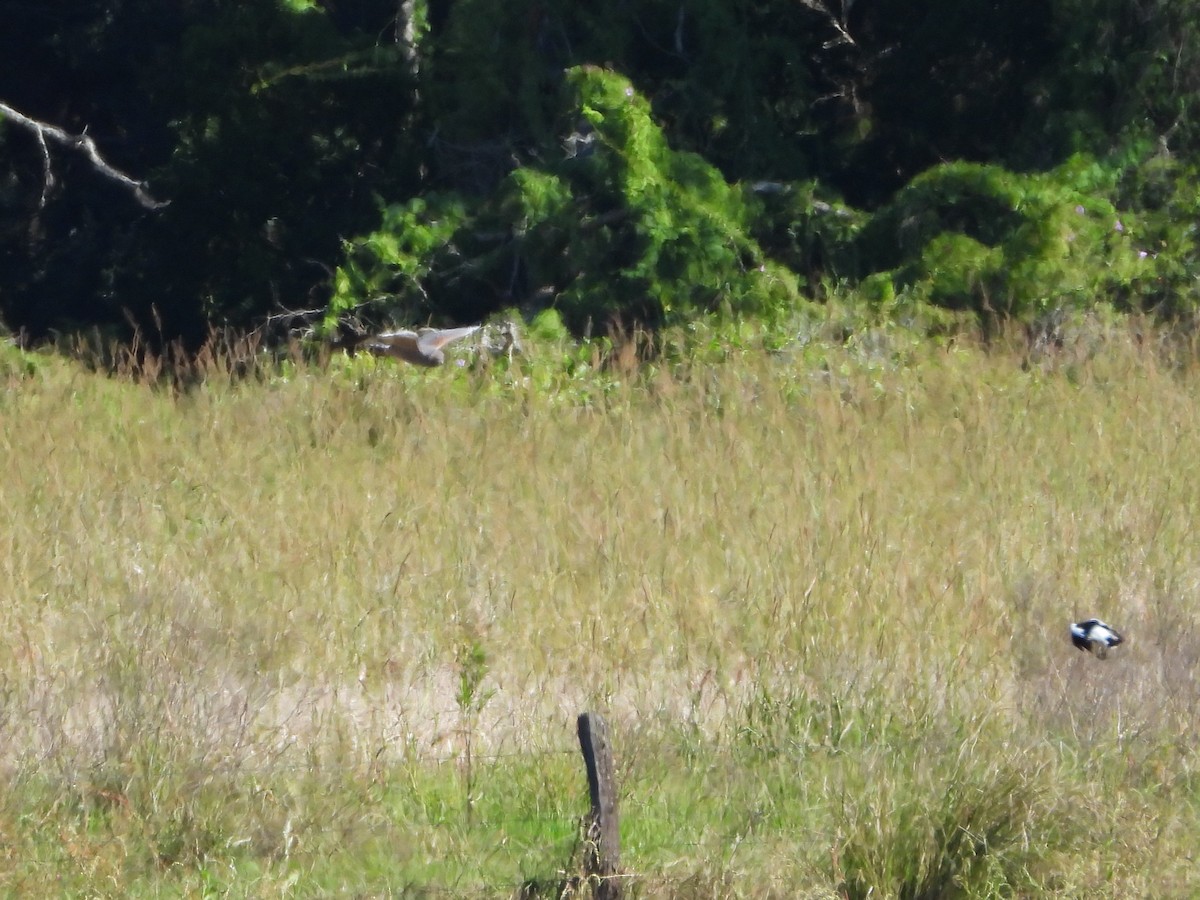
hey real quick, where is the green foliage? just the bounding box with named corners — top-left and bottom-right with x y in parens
top-left (555, 67), bottom-right (806, 327)
top-left (914, 233), bottom-right (1005, 311)
top-left (421, 0), bottom-right (558, 149)
top-left (331, 68), bottom-right (809, 334)
top-left (455, 638), bottom-right (490, 715)
top-left (1110, 150), bottom-right (1200, 316)
top-left (420, 1), bottom-right (833, 184)
top-left (0, 341), bottom-right (44, 379)
top-left (526, 308), bottom-right (570, 343)
top-left (11, 0), bottom-right (1200, 344)
top-left (1042, 0), bottom-right (1200, 159)
top-left (745, 180), bottom-right (868, 283)
top-left (856, 160), bottom-right (1150, 320)
top-left (328, 193), bottom-right (470, 328)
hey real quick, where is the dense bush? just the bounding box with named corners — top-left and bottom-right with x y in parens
top-left (854, 159), bottom-right (1147, 320)
top-left (3, 0), bottom-right (1200, 343)
top-left (330, 68), bottom-right (809, 333)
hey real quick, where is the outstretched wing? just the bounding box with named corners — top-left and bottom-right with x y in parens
top-left (360, 325), bottom-right (480, 365)
top-left (417, 325), bottom-right (482, 353)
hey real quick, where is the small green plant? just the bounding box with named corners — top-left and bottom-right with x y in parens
top-left (455, 633), bottom-right (494, 824)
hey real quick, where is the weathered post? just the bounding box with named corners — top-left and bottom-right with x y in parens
top-left (577, 712), bottom-right (621, 900)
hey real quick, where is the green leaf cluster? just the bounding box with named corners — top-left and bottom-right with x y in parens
top-left (854, 159), bottom-right (1152, 319)
top-left (335, 68), bottom-right (809, 333)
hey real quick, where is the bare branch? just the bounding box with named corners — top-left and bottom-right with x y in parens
top-left (396, 0), bottom-right (419, 77)
top-left (31, 118), bottom-right (54, 208)
top-left (798, 0), bottom-right (857, 49)
top-left (0, 100), bottom-right (168, 210)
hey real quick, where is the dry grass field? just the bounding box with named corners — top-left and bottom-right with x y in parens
top-left (1, 320), bottom-right (1198, 896)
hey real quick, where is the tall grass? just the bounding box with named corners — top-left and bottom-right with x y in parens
top-left (0, 323), bottom-right (1198, 895)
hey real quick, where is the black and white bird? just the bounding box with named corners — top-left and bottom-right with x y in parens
top-left (1070, 619), bottom-right (1124, 659)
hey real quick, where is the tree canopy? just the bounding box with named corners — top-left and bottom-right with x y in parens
top-left (2, 0), bottom-right (1199, 346)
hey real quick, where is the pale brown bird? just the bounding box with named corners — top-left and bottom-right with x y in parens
top-left (361, 325), bottom-right (482, 366)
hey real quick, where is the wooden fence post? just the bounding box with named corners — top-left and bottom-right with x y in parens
top-left (577, 712), bottom-right (621, 900)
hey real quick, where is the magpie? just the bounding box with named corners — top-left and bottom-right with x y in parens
top-left (1070, 619), bottom-right (1124, 659)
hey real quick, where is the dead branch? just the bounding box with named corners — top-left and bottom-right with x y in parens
top-left (0, 100), bottom-right (168, 210)
top-left (798, 0), bottom-right (857, 49)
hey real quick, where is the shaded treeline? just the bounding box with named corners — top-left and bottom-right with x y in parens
top-left (2, 0), bottom-right (1198, 345)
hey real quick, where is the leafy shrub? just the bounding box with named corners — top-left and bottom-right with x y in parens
top-left (744, 179), bottom-right (868, 283)
top-left (327, 193), bottom-right (471, 329)
top-left (856, 159), bottom-right (1148, 320)
top-left (1110, 149), bottom-right (1200, 317)
top-left (326, 67), bottom-right (810, 334)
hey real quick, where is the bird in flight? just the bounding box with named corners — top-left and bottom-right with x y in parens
top-left (1070, 618), bottom-right (1124, 659)
top-left (361, 325), bottom-right (482, 367)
